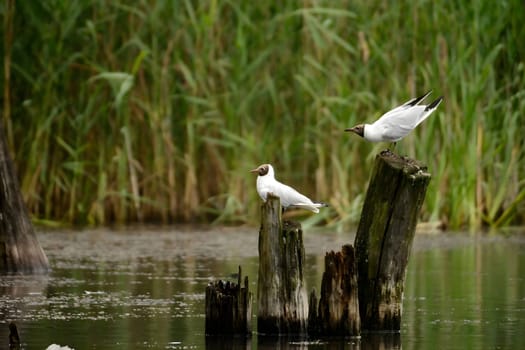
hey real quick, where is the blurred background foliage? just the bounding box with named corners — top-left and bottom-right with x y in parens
top-left (1, 0), bottom-right (524, 230)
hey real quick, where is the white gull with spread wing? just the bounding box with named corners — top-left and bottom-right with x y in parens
top-left (345, 90), bottom-right (443, 144)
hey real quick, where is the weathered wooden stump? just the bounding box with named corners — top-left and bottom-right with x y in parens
top-left (207, 151), bottom-right (428, 337)
top-left (0, 124), bottom-right (49, 274)
top-left (355, 150), bottom-right (431, 331)
top-left (308, 244), bottom-right (360, 336)
top-left (257, 194), bottom-right (308, 335)
top-left (205, 266), bottom-right (252, 335)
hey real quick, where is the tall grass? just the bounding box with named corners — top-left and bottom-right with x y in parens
top-left (1, 0), bottom-right (524, 229)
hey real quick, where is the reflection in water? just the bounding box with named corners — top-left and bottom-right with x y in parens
top-left (403, 236), bottom-right (525, 350)
top-left (204, 333), bottom-right (400, 350)
top-left (0, 275), bottom-right (49, 298)
top-left (257, 335), bottom-right (313, 350)
top-left (256, 335), bottom-right (360, 350)
top-left (205, 335), bottom-right (251, 350)
top-left (360, 333), bottom-right (401, 350)
top-left (0, 229), bottom-right (523, 349)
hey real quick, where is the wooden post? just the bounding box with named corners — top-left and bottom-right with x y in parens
top-left (257, 194), bottom-right (308, 335)
top-left (9, 322), bottom-right (21, 349)
top-left (309, 244), bottom-right (360, 336)
top-left (205, 266), bottom-right (252, 335)
top-left (0, 123), bottom-right (49, 274)
top-left (354, 150), bottom-right (431, 331)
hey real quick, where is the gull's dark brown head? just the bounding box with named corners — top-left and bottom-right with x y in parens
top-left (344, 124), bottom-right (365, 138)
top-left (250, 164), bottom-right (271, 176)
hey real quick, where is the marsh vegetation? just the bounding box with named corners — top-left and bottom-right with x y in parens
top-left (2, 1), bottom-right (524, 229)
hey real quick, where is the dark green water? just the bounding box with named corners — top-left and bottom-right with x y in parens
top-left (0, 227), bottom-right (524, 349)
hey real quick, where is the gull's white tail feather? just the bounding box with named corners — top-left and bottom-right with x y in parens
top-left (289, 202), bottom-right (329, 213)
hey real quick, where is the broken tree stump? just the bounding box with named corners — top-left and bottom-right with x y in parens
top-left (0, 122), bottom-right (49, 274)
top-left (205, 266), bottom-right (252, 335)
top-left (308, 244), bottom-right (360, 336)
top-left (257, 194), bottom-right (308, 335)
top-left (355, 150), bottom-right (431, 331)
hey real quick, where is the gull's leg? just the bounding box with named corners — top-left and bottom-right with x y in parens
top-left (386, 142), bottom-right (397, 153)
top-left (389, 142), bottom-right (398, 154)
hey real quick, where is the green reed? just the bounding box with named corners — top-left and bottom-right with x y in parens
top-left (1, 0), bottom-right (524, 229)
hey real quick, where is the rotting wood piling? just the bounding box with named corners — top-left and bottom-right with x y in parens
top-left (308, 244), bottom-right (360, 336)
top-left (355, 150), bottom-right (431, 331)
top-left (204, 150), bottom-right (430, 338)
top-left (257, 194), bottom-right (309, 335)
top-left (205, 266), bottom-right (252, 336)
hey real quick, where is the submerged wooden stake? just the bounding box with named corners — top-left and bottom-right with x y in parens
top-left (257, 194), bottom-right (308, 335)
top-left (205, 266), bottom-right (252, 335)
top-left (9, 322), bottom-right (20, 349)
top-left (309, 244), bottom-right (360, 336)
top-left (355, 150), bottom-right (431, 331)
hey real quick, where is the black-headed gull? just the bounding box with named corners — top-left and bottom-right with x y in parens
top-left (345, 91), bottom-right (443, 144)
top-left (250, 164), bottom-right (327, 213)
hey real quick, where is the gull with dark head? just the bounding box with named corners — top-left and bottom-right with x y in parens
top-left (345, 90), bottom-right (443, 145)
top-left (250, 164), bottom-right (327, 213)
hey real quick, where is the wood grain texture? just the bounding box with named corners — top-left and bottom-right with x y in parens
top-left (257, 194), bottom-right (308, 335)
top-left (205, 266), bottom-right (252, 335)
top-left (309, 244), bottom-right (360, 336)
top-left (354, 150), bottom-right (431, 331)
